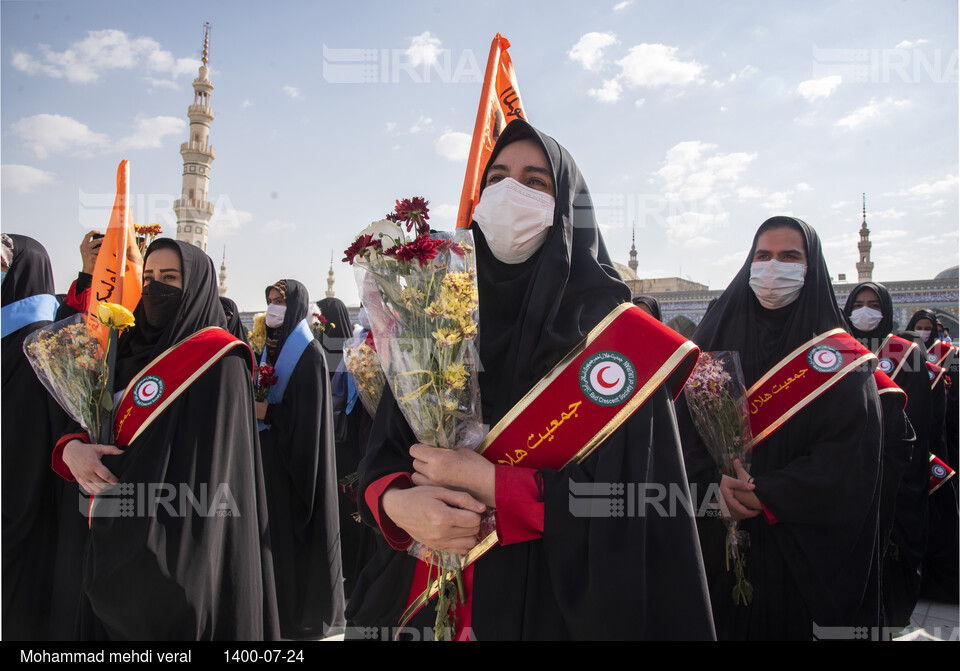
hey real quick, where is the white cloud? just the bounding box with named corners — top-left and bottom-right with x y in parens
top-left (895, 39), bottom-right (930, 49)
top-left (663, 211), bottom-right (730, 246)
top-left (795, 182), bottom-right (812, 192)
top-left (430, 203), bottom-right (458, 224)
top-left (797, 75), bottom-right (842, 102)
top-left (209, 207), bottom-right (253, 234)
top-left (736, 186), bottom-right (764, 200)
top-left (569, 32), bottom-right (618, 71)
top-left (435, 131), bottom-right (471, 161)
top-left (760, 191), bottom-right (794, 211)
top-left (635, 98), bottom-right (646, 108)
top-left (11, 29), bottom-right (199, 84)
top-left (12, 113), bottom-right (108, 158)
top-left (116, 116), bottom-right (185, 151)
top-left (653, 141), bottom-right (756, 203)
top-left (1, 164), bottom-right (56, 194)
top-left (870, 208), bottom-right (907, 220)
top-left (405, 31), bottom-right (443, 67)
top-left (886, 174), bottom-right (958, 199)
top-left (589, 78), bottom-right (623, 103)
top-left (144, 77), bottom-right (179, 92)
top-left (261, 219), bottom-right (297, 232)
top-left (282, 86), bottom-right (301, 99)
top-left (240, 100), bottom-right (252, 109)
top-left (830, 200), bottom-right (849, 210)
top-left (617, 43), bottom-right (705, 88)
top-left (408, 116), bottom-right (433, 134)
top-left (835, 97), bottom-right (910, 130)
top-left (385, 121), bottom-right (397, 132)
top-left (712, 65), bottom-right (759, 87)
top-left (612, 1), bottom-right (634, 10)
top-left (650, 142), bottom-right (755, 245)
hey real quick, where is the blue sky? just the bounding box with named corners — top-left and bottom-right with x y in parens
top-left (2, 0), bottom-right (957, 311)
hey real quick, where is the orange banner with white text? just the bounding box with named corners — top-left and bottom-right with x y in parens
top-left (84, 160), bottom-right (143, 347)
top-left (456, 33), bottom-right (526, 229)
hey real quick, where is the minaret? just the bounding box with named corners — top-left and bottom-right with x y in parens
top-left (326, 252), bottom-right (336, 298)
top-left (628, 222), bottom-right (638, 274)
top-left (856, 193), bottom-right (874, 282)
top-left (175, 23), bottom-right (216, 252)
top-left (218, 246), bottom-right (228, 297)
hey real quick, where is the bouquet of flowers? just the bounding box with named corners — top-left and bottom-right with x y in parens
top-left (683, 350), bottom-right (755, 606)
top-left (134, 223), bottom-right (163, 257)
top-left (342, 330), bottom-right (386, 419)
top-left (255, 364), bottom-right (278, 402)
top-left (311, 312), bottom-right (333, 340)
top-left (344, 196), bottom-right (485, 639)
top-left (248, 312), bottom-right (266, 358)
top-left (23, 304), bottom-right (135, 441)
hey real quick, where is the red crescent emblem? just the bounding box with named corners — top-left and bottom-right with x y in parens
top-left (596, 365), bottom-right (619, 389)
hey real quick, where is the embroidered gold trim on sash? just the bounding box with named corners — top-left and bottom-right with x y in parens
top-left (744, 329), bottom-right (876, 451)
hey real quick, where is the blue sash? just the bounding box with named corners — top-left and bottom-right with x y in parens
top-left (258, 318), bottom-right (313, 431)
top-left (1, 294), bottom-right (59, 338)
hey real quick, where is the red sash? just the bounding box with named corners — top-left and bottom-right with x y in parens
top-left (745, 329), bottom-right (876, 451)
top-left (927, 340), bottom-right (956, 367)
top-left (929, 453), bottom-right (956, 494)
top-left (874, 334), bottom-right (919, 381)
top-left (398, 303), bottom-right (699, 628)
top-left (874, 369), bottom-right (907, 410)
top-left (113, 327), bottom-right (254, 446)
top-left (926, 361), bottom-right (945, 391)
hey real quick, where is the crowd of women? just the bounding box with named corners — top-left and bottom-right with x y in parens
top-left (1, 119), bottom-right (956, 641)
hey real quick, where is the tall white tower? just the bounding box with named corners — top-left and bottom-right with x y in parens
top-left (856, 193), bottom-right (874, 283)
top-left (175, 23), bottom-right (216, 251)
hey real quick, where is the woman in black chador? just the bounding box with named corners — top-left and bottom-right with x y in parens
top-left (905, 309), bottom-right (959, 604)
top-left (257, 280), bottom-right (345, 639)
top-left (843, 282), bottom-right (927, 629)
top-left (680, 217), bottom-right (883, 640)
top-left (56, 239), bottom-right (279, 640)
top-left (346, 120), bottom-right (715, 640)
top-left (1, 234), bottom-right (74, 639)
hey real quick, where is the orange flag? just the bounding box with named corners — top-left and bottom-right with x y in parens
top-left (85, 160), bottom-right (143, 347)
top-left (456, 33), bottom-right (526, 229)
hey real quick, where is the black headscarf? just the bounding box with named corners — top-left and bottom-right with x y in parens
top-left (116, 239), bottom-right (226, 390)
top-left (264, 279), bottom-right (310, 365)
top-left (842, 281), bottom-right (894, 341)
top-left (471, 119), bottom-right (629, 423)
top-left (690, 216), bottom-right (846, 386)
top-left (219, 296), bottom-right (249, 345)
top-left (316, 296), bottom-right (353, 373)
top-left (316, 297), bottom-right (353, 340)
top-left (631, 294), bottom-right (662, 322)
top-left (1, 234), bottom-right (56, 309)
top-left (906, 309), bottom-right (939, 349)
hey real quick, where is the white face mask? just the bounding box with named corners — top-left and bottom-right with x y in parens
top-left (915, 328), bottom-right (932, 342)
top-left (473, 177), bottom-right (555, 264)
top-left (265, 303), bottom-right (286, 328)
top-left (749, 260), bottom-right (805, 310)
top-left (850, 306), bottom-right (883, 332)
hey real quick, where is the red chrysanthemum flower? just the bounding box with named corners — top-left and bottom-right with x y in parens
top-left (342, 234), bottom-right (382, 265)
top-left (393, 197), bottom-right (430, 236)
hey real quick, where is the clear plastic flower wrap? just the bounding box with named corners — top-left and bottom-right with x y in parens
top-left (342, 330), bottom-right (387, 420)
top-left (344, 198), bottom-right (487, 639)
top-left (22, 306), bottom-right (134, 441)
top-left (683, 350), bottom-right (755, 605)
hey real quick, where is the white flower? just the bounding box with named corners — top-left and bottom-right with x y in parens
top-left (359, 218), bottom-right (405, 247)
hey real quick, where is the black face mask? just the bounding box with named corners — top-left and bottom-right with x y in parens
top-left (141, 281), bottom-right (183, 328)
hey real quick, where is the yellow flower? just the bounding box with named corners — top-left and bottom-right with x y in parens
top-left (248, 313), bottom-right (267, 354)
top-left (97, 302), bottom-right (136, 331)
top-left (432, 328), bottom-right (462, 349)
top-left (442, 363), bottom-right (468, 390)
